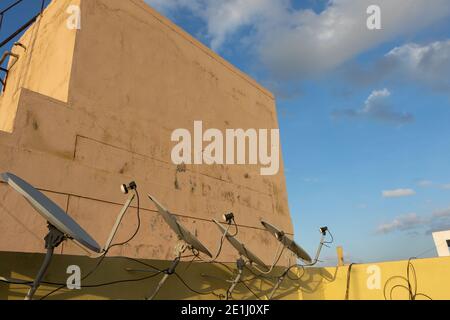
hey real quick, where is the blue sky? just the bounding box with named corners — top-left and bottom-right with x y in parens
top-left (2, 0), bottom-right (450, 265)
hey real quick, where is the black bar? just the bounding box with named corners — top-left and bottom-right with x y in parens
top-left (0, 13), bottom-right (39, 50)
top-left (0, 0), bottom-right (24, 15)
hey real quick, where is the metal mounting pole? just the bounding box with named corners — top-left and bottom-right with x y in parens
top-left (147, 256), bottom-right (180, 300)
top-left (226, 258), bottom-right (245, 300)
top-left (268, 270), bottom-right (287, 300)
top-left (25, 223), bottom-right (65, 300)
top-left (25, 247), bottom-right (54, 300)
top-left (102, 192), bottom-right (135, 253)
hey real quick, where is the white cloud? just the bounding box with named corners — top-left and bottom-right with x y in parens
top-left (376, 213), bottom-right (424, 234)
top-left (146, 0), bottom-right (203, 12)
top-left (417, 180), bottom-right (433, 187)
top-left (345, 39), bottom-right (450, 93)
top-left (382, 188), bottom-right (416, 198)
top-left (333, 88), bottom-right (414, 124)
top-left (377, 207), bottom-right (450, 235)
top-left (146, 0), bottom-right (450, 79)
top-left (432, 208), bottom-right (450, 218)
top-left (384, 40), bottom-right (450, 91)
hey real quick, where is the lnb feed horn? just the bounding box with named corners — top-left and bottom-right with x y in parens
top-left (121, 181), bottom-right (137, 194)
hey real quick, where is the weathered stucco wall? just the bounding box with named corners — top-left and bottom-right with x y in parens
top-left (0, 0), bottom-right (294, 266)
top-left (0, 0), bottom-right (78, 132)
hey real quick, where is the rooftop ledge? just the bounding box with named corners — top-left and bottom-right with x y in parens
top-left (1, 251), bottom-right (449, 300)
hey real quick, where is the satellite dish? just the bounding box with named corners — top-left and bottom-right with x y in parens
top-left (261, 220), bottom-right (312, 263)
top-left (148, 194), bottom-right (212, 257)
top-left (0, 172), bottom-right (104, 300)
top-left (1, 173), bottom-right (101, 253)
top-left (136, 194), bottom-right (213, 300)
top-left (212, 219), bottom-right (266, 268)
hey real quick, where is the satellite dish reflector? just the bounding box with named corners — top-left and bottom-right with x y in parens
top-left (148, 194), bottom-right (212, 258)
top-left (261, 220), bottom-right (312, 263)
top-left (213, 219), bottom-right (266, 268)
top-left (1, 172), bottom-right (101, 253)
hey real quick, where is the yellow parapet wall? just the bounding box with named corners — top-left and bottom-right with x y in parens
top-left (0, 251), bottom-right (300, 300)
top-left (1, 251), bottom-right (449, 300)
top-left (299, 256), bottom-right (450, 300)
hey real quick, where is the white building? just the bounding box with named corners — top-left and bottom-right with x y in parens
top-left (432, 230), bottom-right (450, 257)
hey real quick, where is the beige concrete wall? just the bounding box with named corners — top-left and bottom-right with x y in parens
top-left (0, 0), bottom-right (78, 132)
top-left (0, 0), bottom-right (294, 266)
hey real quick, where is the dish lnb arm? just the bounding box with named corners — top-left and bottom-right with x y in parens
top-left (101, 181), bottom-right (138, 253)
top-left (307, 226), bottom-right (331, 266)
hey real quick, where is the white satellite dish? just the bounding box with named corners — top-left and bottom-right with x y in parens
top-left (1, 173), bottom-right (139, 300)
top-left (1, 173), bottom-right (101, 253)
top-left (260, 220), bottom-right (330, 300)
top-left (213, 219), bottom-right (269, 299)
top-left (261, 220), bottom-right (312, 263)
top-left (148, 194), bottom-right (212, 257)
top-left (213, 219), bottom-right (266, 268)
top-left (0, 172), bottom-right (102, 300)
top-left (134, 194), bottom-right (213, 300)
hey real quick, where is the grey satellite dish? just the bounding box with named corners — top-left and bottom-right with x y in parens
top-left (261, 220), bottom-right (312, 263)
top-left (213, 219), bottom-right (268, 299)
top-left (138, 194), bottom-right (212, 300)
top-left (1, 173), bottom-right (101, 253)
top-left (148, 194), bottom-right (212, 257)
top-left (1, 173), bottom-right (140, 300)
top-left (0, 172), bottom-right (102, 300)
top-left (213, 219), bottom-right (266, 268)
top-left (260, 220), bottom-right (330, 300)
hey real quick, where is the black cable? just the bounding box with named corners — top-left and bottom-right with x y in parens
top-left (324, 229), bottom-right (334, 244)
top-left (210, 229), bottom-right (227, 261)
top-left (37, 255), bottom-right (165, 300)
top-left (228, 219), bottom-right (238, 237)
top-left (109, 190), bottom-right (141, 249)
top-left (389, 284), bottom-right (410, 300)
top-left (383, 276), bottom-right (408, 300)
top-left (72, 271), bottom-right (163, 288)
top-left (414, 293), bottom-right (433, 300)
top-left (383, 258), bottom-right (433, 300)
top-left (286, 264), bottom-right (305, 281)
top-left (173, 272), bottom-right (225, 300)
top-left (182, 255), bottom-right (199, 273)
top-left (244, 264), bottom-right (277, 280)
top-left (39, 252), bottom-right (108, 300)
top-left (407, 258), bottom-right (416, 300)
top-left (345, 263), bottom-right (356, 300)
top-left (121, 256), bottom-right (164, 272)
top-left (240, 281), bottom-right (261, 300)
